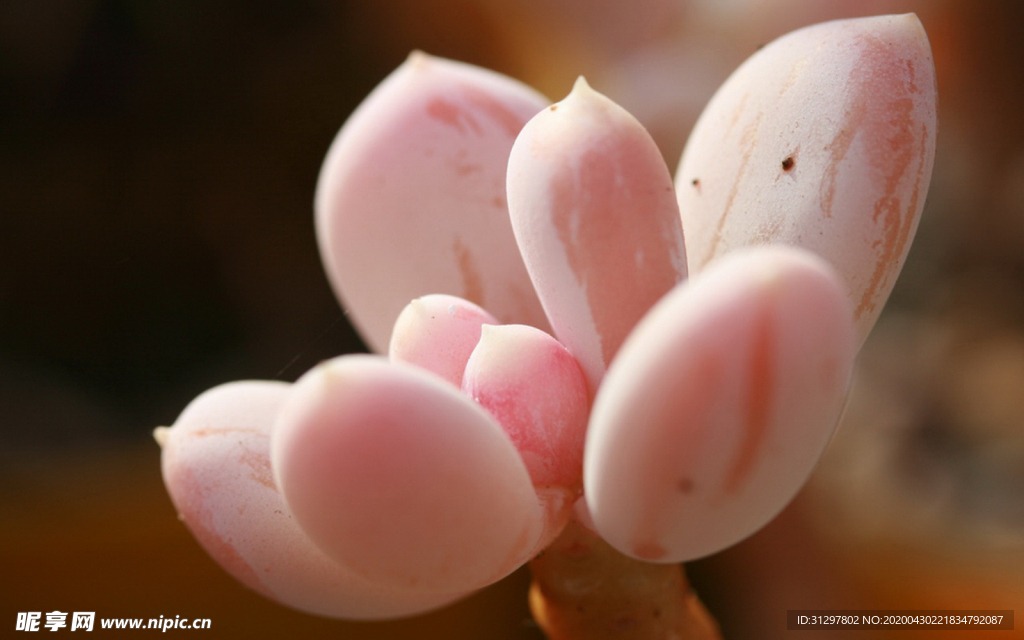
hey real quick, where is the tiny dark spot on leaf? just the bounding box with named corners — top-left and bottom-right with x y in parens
top-left (782, 156), bottom-right (795, 171)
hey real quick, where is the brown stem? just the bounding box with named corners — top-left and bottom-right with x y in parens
top-left (528, 519), bottom-right (722, 639)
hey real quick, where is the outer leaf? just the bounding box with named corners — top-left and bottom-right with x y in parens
top-left (676, 14), bottom-right (937, 346)
top-left (270, 356), bottom-right (546, 593)
top-left (316, 53), bottom-right (551, 352)
top-left (585, 247), bottom-right (854, 563)
top-left (158, 381), bottom-right (465, 619)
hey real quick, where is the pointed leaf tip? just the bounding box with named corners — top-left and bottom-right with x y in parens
top-left (571, 75), bottom-right (593, 94)
top-left (508, 82), bottom-right (687, 389)
top-left (153, 426), bottom-right (169, 448)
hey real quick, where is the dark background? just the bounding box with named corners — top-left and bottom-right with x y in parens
top-left (2, 1), bottom-right (1023, 638)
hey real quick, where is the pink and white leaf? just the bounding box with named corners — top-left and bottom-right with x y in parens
top-left (461, 324), bottom-right (590, 549)
top-left (463, 324), bottom-right (589, 489)
top-left (158, 381), bottom-right (466, 619)
top-left (507, 77), bottom-right (687, 390)
top-left (584, 247), bottom-right (855, 563)
top-left (675, 14), bottom-right (937, 346)
top-left (316, 53), bottom-right (551, 352)
top-left (389, 294), bottom-right (497, 387)
top-left (270, 355), bottom-right (548, 594)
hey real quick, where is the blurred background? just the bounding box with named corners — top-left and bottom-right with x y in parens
top-left (1, 0), bottom-right (1021, 637)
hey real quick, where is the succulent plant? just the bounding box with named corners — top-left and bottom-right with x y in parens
top-left (156, 13), bottom-right (936, 638)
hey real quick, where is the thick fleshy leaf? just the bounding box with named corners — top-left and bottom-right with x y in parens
top-left (270, 355), bottom-right (546, 593)
top-left (462, 324), bottom-right (589, 489)
top-left (462, 323), bottom-right (589, 552)
top-left (389, 294), bottom-right (497, 387)
top-left (158, 381), bottom-right (465, 619)
top-left (460, 324), bottom-right (589, 552)
top-left (675, 14), bottom-right (937, 346)
top-left (507, 77), bottom-right (687, 389)
top-left (316, 52), bottom-right (551, 352)
top-left (584, 247), bottom-right (855, 563)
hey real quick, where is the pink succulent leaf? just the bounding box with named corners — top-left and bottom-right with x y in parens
top-left (389, 293), bottom-right (498, 387)
top-left (584, 246), bottom-right (855, 563)
top-left (315, 52), bottom-right (552, 352)
top-left (461, 324), bottom-right (590, 553)
top-left (507, 77), bottom-right (688, 391)
top-left (675, 14), bottom-right (937, 347)
top-left (158, 381), bottom-right (467, 619)
top-left (270, 355), bottom-right (550, 594)
top-left (463, 322), bottom-right (588, 499)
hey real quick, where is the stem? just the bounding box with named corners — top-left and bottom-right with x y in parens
top-left (528, 519), bottom-right (722, 639)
